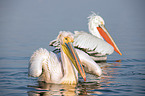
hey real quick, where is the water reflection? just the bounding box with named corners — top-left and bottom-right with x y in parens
top-left (28, 82), bottom-right (77, 95)
top-left (28, 61), bottom-right (121, 96)
top-left (99, 61), bottom-right (121, 84)
top-left (28, 81), bottom-right (101, 95)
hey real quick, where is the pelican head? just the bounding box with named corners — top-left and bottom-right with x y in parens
top-left (88, 12), bottom-right (105, 39)
top-left (57, 31), bottom-right (86, 81)
top-left (88, 13), bottom-right (105, 27)
top-left (88, 12), bottom-right (122, 55)
top-left (57, 31), bottom-right (74, 45)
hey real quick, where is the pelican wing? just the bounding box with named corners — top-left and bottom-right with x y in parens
top-left (49, 39), bottom-right (60, 49)
top-left (28, 48), bottom-right (62, 83)
top-left (75, 49), bottom-right (102, 76)
top-left (73, 31), bottom-right (114, 55)
top-left (29, 48), bottom-right (50, 77)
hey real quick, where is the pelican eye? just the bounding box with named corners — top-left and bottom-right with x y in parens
top-left (63, 37), bottom-right (69, 44)
top-left (65, 38), bottom-right (68, 40)
top-left (63, 37), bottom-right (73, 43)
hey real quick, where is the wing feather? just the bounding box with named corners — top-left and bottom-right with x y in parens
top-left (28, 48), bottom-right (63, 83)
top-left (76, 49), bottom-right (102, 76)
top-left (74, 31), bottom-right (114, 55)
top-left (28, 48), bottom-right (50, 77)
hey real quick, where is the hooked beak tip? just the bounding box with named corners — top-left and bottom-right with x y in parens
top-left (84, 77), bottom-right (86, 81)
top-left (117, 51), bottom-right (122, 55)
top-left (120, 53), bottom-right (122, 55)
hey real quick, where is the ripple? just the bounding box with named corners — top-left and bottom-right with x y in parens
top-left (0, 56), bottom-right (29, 60)
top-left (108, 59), bottom-right (145, 63)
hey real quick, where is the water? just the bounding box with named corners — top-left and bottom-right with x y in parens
top-left (0, 0), bottom-right (145, 95)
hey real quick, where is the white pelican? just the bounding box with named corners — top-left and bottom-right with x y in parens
top-left (50, 12), bottom-right (122, 61)
top-left (28, 31), bottom-right (102, 84)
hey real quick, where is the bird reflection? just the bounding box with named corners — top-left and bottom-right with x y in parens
top-left (28, 81), bottom-right (78, 96)
top-left (28, 61), bottom-right (121, 96)
top-left (98, 61), bottom-right (121, 87)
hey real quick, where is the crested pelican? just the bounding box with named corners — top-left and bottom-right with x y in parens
top-left (50, 12), bottom-right (122, 61)
top-left (28, 31), bottom-right (102, 84)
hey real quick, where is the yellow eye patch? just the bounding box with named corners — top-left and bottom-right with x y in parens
top-left (101, 21), bottom-right (103, 25)
top-left (63, 37), bottom-right (74, 44)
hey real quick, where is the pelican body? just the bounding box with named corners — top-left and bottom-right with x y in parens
top-left (28, 32), bottom-right (102, 84)
top-left (74, 12), bottom-right (122, 58)
top-left (50, 12), bottom-right (122, 61)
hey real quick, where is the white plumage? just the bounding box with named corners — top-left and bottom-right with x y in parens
top-left (49, 12), bottom-right (122, 61)
top-left (29, 48), bottom-right (63, 83)
top-left (74, 31), bottom-right (114, 55)
top-left (75, 49), bottom-right (102, 76)
top-left (29, 32), bottom-right (102, 84)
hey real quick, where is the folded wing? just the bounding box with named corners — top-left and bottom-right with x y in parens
top-left (28, 48), bottom-right (62, 83)
top-left (73, 31), bottom-right (114, 55)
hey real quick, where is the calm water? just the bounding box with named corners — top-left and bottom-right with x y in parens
top-left (0, 0), bottom-right (145, 96)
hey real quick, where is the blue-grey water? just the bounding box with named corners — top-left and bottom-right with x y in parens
top-left (0, 0), bottom-right (145, 96)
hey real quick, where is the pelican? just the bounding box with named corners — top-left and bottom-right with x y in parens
top-left (28, 31), bottom-right (102, 84)
top-left (50, 12), bottom-right (122, 61)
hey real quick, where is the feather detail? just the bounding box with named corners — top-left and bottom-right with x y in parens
top-left (74, 31), bottom-right (114, 55)
top-left (28, 48), bottom-right (63, 83)
top-left (76, 49), bottom-right (102, 76)
top-left (49, 39), bottom-right (60, 49)
top-left (28, 48), bottom-right (50, 77)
